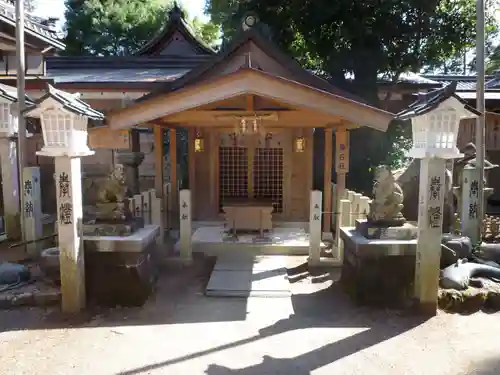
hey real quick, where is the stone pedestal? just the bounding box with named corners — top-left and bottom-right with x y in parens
top-left (357, 220), bottom-right (418, 240)
top-left (85, 244), bottom-right (157, 307)
top-left (116, 151), bottom-right (145, 195)
top-left (55, 156), bottom-right (86, 313)
top-left (340, 225), bottom-right (417, 308)
top-left (0, 137), bottom-right (20, 240)
top-left (83, 225), bottom-right (159, 307)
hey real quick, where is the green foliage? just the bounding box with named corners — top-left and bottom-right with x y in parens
top-left (190, 16), bottom-right (221, 50)
top-left (206, 0), bottom-right (498, 192)
top-left (487, 44), bottom-right (500, 74)
top-left (63, 0), bottom-right (219, 56)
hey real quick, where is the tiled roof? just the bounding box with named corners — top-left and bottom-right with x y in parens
top-left (0, 83), bottom-right (34, 104)
top-left (396, 82), bottom-right (481, 120)
top-left (0, 0), bottom-right (65, 50)
top-left (47, 68), bottom-right (191, 84)
top-left (25, 85), bottom-right (104, 120)
top-left (46, 55), bottom-right (210, 70)
top-left (421, 74), bottom-right (499, 91)
top-left (45, 55), bottom-right (211, 84)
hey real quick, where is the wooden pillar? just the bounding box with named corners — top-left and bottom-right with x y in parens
top-left (323, 128), bottom-right (333, 232)
top-left (169, 128), bottom-right (178, 224)
top-left (188, 128), bottom-right (196, 218)
top-left (334, 127), bottom-right (349, 201)
top-left (334, 127), bottom-right (349, 253)
top-left (154, 126), bottom-right (164, 198)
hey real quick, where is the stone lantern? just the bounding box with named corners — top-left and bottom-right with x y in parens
top-left (396, 82), bottom-right (480, 315)
top-left (23, 85), bottom-right (104, 313)
top-left (0, 84), bottom-right (34, 240)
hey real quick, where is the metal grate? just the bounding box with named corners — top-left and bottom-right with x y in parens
top-left (253, 148), bottom-right (284, 213)
top-left (219, 147), bottom-right (249, 210)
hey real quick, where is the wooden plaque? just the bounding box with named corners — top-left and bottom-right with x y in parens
top-left (88, 127), bottom-right (130, 150)
top-left (335, 130), bottom-right (349, 173)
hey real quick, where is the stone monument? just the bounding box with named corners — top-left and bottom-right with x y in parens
top-left (452, 142), bottom-right (497, 240)
top-left (83, 164), bottom-right (143, 236)
top-left (340, 165), bottom-right (418, 308)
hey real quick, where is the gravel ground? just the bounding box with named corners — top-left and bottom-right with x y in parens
top-left (1, 257), bottom-right (500, 375)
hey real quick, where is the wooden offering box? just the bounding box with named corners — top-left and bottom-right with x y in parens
top-left (223, 199), bottom-right (274, 235)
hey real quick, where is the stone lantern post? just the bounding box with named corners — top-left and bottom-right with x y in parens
top-left (24, 85), bottom-right (104, 313)
top-left (0, 84), bottom-right (34, 240)
top-left (397, 82), bottom-right (480, 315)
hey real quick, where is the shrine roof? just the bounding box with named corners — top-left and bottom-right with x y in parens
top-left (140, 26), bottom-right (369, 105)
top-left (0, 0), bottom-right (65, 51)
top-left (24, 85), bottom-right (104, 120)
top-left (135, 3), bottom-right (215, 56)
top-left (45, 55), bottom-right (211, 87)
top-left (0, 83), bottom-right (34, 104)
top-left (396, 81), bottom-right (481, 120)
top-left (421, 74), bottom-right (500, 91)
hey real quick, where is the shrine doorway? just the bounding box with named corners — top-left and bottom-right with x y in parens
top-left (218, 134), bottom-right (284, 215)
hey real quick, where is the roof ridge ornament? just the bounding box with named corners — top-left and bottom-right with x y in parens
top-left (242, 12), bottom-right (259, 32)
top-left (169, 1), bottom-right (185, 21)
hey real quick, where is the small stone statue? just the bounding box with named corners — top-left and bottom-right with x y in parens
top-left (97, 164), bottom-right (127, 203)
top-left (367, 165), bottom-right (406, 226)
top-left (95, 164), bottom-right (130, 221)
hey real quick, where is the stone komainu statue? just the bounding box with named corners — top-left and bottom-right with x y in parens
top-left (368, 165), bottom-right (406, 226)
top-left (97, 164), bottom-right (127, 204)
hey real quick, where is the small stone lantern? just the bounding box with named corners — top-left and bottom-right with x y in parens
top-left (406, 83), bottom-right (474, 160)
top-left (396, 81), bottom-right (480, 316)
top-left (23, 85), bottom-right (104, 313)
top-left (28, 87), bottom-right (103, 157)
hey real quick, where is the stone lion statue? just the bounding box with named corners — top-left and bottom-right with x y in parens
top-left (97, 164), bottom-right (127, 203)
top-left (368, 165), bottom-right (405, 226)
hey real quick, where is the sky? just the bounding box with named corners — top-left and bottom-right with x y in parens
top-left (33, 0), bottom-right (208, 31)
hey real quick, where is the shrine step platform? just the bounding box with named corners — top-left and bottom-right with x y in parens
top-left (206, 254), bottom-right (291, 297)
top-left (175, 226), bottom-right (328, 257)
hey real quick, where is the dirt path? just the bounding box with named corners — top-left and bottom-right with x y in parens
top-left (1, 258), bottom-right (500, 375)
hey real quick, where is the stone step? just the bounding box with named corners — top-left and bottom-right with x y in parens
top-left (206, 255), bottom-right (292, 298)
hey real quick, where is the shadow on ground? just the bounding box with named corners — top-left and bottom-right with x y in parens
top-left (114, 261), bottom-right (427, 375)
top-left (470, 356), bottom-right (500, 375)
top-left (1, 254), bottom-right (432, 374)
